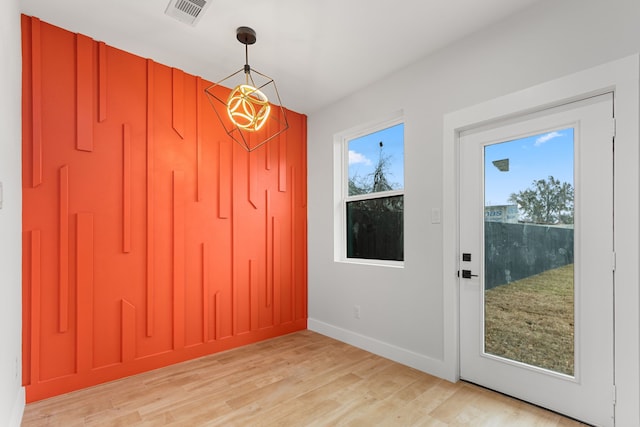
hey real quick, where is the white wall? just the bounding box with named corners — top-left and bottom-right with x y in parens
top-left (308, 0), bottom-right (640, 424)
top-left (0, 0), bottom-right (25, 425)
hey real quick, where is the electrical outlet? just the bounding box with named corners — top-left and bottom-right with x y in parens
top-left (353, 305), bottom-right (361, 319)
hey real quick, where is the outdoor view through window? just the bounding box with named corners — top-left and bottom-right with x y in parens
top-left (346, 123), bottom-right (404, 261)
top-left (484, 127), bottom-right (575, 376)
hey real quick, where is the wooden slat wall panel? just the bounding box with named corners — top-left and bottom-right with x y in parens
top-left (76, 213), bottom-right (94, 374)
top-left (249, 150), bottom-right (259, 209)
top-left (76, 34), bottom-right (93, 152)
top-left (265, 190), bottom-right (272, 309)
top-left (173, 171), bottom-right (185, 350)
top-left (121, 299), bottom-right (136, 363)
top-left (59, 166), bottom-right (69, 333)
top-left (273, 217), bottom-right (281, 326)
top-left (29, 230), bottom-right (42, 385)
top-left (196, 78), bottom-right (203, 202)
top-left (172, 68), bottom-right (184, 139)
top-left (265, 109), bottom-right (275, 171)
top-left (301, 117), bottom-right (308, 208)
top-left (250, 259), bottom-right (259, 331)
top-left (279, 122), bottom-right (287, 192)
top-left (201, 243), bottom-right (209, 342)
top-left (219, 140), bottom-right (231, 219)
top-left (289, 166), bottom-right (297, 324)
top-left (30, 17), bottom-right (42, 188)
top-left (98, 42), bottom-right (107, 122)
top-left (146, 59), bottom-right (155, 338)
top-left (21, 16), bottom-right (307, 403)
top-left (213, 292), bottom-right (220, 341)
top-left (122, 124), bottom-right (131, 253)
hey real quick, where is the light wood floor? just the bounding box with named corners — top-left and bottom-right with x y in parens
top-left (22, 330), bottom-right (587, 426)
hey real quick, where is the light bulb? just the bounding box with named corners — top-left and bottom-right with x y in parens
top-left (226, 84), bottom-right (271, 131)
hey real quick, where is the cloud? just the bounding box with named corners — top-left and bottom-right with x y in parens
top-left (535, 131), bottom-right (563, 146)
top-left (348, 150), bottom-right (372, 166)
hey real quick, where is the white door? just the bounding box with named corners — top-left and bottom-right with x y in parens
top-left (459, 94), bottom-right (614, 426)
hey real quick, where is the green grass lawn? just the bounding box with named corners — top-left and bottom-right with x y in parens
top-left (484, 264), bottom-right (574, 376)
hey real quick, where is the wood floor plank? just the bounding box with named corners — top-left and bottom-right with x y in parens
top-left (22, 330), bottom-right (588, 426)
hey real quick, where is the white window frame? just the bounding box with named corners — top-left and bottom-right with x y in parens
top-left (333, 110), bottom-right (405, 267)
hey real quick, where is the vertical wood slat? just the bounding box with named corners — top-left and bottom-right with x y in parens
top-left (213, 292), bottom-right (220, 340)
top-left (196, 78), bottom-right (203, 202)
top-left (250, 259), bottom-right (259, 331)
top-left (290, 166), bottom-right (296, 321)
top-left (237, 259), bottom-right (251, 335)
top-left (59, 166), bottom-right (69, 333)
top-left (122, 124), bottom-right (131, 253)
top-left (232, 260), bottom-right (240, 336)
top-left (121, 299), bottom-right (136, 363)
top-left (31, 17), bottom-right (43, 188)
top-left (265, 190), bottom-right (272, 308)
top-left (218, 140), bottom-right (231, 219)
top-left (76, 34), bottom-right (94, 152)
top-left (146, 59), bottom-right (155, 337)
top-left (202, 243), bottom-right (208, 342)
top-left (77, 213), bottom-right (94, 374)
top-left (98, 42), bottom-right (107, 122)
top-left (300, 116), bottom-right (308, 319)
top-left (249, 149), bottom-right (259, 209)
top-left (265, 141), bottom-right (272, 171)
top-left (273, 217), bottom-right (281, 325)
top-left (302, 192), bottom-right (308, 319)
top-left (173, 171), bottom-right (185, 350)
top-left (172, 68), bottom-right (184, 139)
top-left (231, 242), bottom-right (236, 337)
top-left (278, 124), bottom-right (287, 192)
top-left (265, 108), bottom-right (275, 171)
top-left (30, 230), bottom-right (42, 384)
top-left (302, 117), bottom-right (307, 208)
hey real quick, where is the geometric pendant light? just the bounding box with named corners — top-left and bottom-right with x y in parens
top-left (204, 26), bottom-right (289, 152)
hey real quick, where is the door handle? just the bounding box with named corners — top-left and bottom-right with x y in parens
top-left (460, 270), bottom-right (478, 279)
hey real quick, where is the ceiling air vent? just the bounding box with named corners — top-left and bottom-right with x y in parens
top-left (165, 0), bottom-right (211, 26)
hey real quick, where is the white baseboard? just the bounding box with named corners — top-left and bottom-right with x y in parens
top-left (308, 318), bottom-right (453, 381)
top-left (8, 386), bottom-right (25, 427)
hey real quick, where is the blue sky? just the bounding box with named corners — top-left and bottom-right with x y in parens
top-left (346, 123), bottom-right (573, 202)
top-left (348, 123), bottom-right (404, 191)
top-left (484, 127), bottom-right (574, 206)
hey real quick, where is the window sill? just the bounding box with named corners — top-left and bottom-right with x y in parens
top-left (336, 258), bottom-right (404, 269)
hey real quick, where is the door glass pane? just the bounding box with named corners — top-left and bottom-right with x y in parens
top-left (483, 128), bottom-right (575, 376)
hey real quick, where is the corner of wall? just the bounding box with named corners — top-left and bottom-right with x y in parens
top-left (7, 388), bottom-right (25, 427)
top-left (308, 318), bottom-right (451, 381)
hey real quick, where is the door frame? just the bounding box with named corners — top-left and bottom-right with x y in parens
top-left (442, 54), bottom-right (639, 425)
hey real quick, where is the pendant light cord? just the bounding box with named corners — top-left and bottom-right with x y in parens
top-left (244, 44), bottom-right (250, 84)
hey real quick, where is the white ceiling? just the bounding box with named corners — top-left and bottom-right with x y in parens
top-left (20, 0), bottom-right (541, 114)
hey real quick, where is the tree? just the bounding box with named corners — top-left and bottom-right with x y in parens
top-left (348, 141), bottom-right (397, 195)
top-left (348, 172), bottom-right (370, 195)
top-left (508, 176), bottom-right (574, 224)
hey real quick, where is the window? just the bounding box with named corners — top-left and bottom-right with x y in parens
top-left (335, 115), bottom-right (404, 264)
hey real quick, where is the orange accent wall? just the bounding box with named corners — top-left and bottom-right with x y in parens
top-left (21, 15), bottom-right (308, 402)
